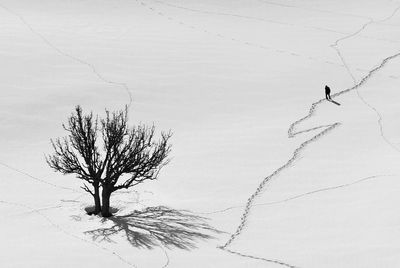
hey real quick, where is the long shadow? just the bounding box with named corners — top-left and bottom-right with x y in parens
top-left (328, 99), bottom-right (341, 106)
top-left (85, 206), bottom-right (222, 250)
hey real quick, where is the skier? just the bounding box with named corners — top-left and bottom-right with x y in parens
top-left (325, 85), bottom-right (332, 100)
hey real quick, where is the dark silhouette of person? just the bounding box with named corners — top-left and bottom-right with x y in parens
top-left (325, 85), bottom-right (332, 100)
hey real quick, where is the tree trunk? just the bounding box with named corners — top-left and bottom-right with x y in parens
top-left (101, 187), bottom-right (112, 217)
top-left (93, 184), bottom-right (101, 214)
top-left (87, 183), bottom-right (101, 215)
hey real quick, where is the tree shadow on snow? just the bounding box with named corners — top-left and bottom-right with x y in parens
top-left (84, 206), bottom-right (222, 249)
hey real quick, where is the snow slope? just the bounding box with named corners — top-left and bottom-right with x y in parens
top-left (0, 0), bottom-right (399, 267)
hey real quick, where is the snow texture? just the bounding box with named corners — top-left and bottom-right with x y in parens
top-left (1, 0), bottom-right (400, 267)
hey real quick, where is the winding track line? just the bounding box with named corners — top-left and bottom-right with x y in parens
top-left (0, 163), bottom-right (150, 268)
top-left (199, 174), bottom-right (395, 215)
top-left (140, 0), bottom-right (400, 84)
top-left (151, 0), bottom-right (400, 45)
top-left (12, 193), bottom-right (86, 217)
top-left (0, 164), bottom-right (137, 267)
top-left (218, 51), bottom-right (400, 266)
top-left (0, 199), bottom-right (138, 268)
top-left (331, 4), bottom-right (400, 153)
top-left (0, 161), bottom-right (80, 193)
top-left (257, 0), bottom-right (371, 20)
top-left (220, 51), bottom-right (400, 252)
top-left (152, 0), bottom-right (294, 27)
top-left (136, 0), bottom-right (342, 67)
top-left (0, 3), bottom-right (133, 109)
top-left (223, 248), bottom-right (298, 268)
top-left (159, 245), bottom-right (170, 268)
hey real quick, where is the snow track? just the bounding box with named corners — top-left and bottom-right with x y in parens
top-left (0, 2), bottom-right (133, 109)
top-left (219, 48), bottom-right (400, 267)
top-left (330, 4), bottom-right (400, 153)
top-left (0, 163), bottom-right (138, 267)
top-left (140, 0), bottom-right (400, 82)
top-left (151, 0), bottom-right (400, 45)
top-left (223, 248), bottom-right (298, 268)
top-left (136, 0), bottom-right (343, 67)
top-left (258, 0), bottom-right (371, 20)
top-left (200, 174), bottom-right (395, 215)
top-left (0, 161), bottom-right (80, 193)
top-left (0, 199), bottom-right (138, 268)
top-left (160, 245), bottom-right (170, 268)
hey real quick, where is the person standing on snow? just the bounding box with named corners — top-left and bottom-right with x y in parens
top-left (325, 85), bottom-right (332, 100)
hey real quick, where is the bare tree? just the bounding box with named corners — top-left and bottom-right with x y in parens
top-left (46, 105), bottom-right (172, 217)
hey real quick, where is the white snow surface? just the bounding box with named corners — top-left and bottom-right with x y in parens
top-left (1, 0), bottom-right (400, 267)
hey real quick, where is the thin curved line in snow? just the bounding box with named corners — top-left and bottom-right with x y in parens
top-left (257, 0), bottom-right (371, 20)
top-left (136, 0), bottom-right (345, 68)
top-left (0, 3), bottom-right (133, 109)
top-left (159, 245), bottom-right (170, 268)
top-left (151, 0), bottom-right (400, 45)
top-left (0, 199), bottom-right (138, 268)
top-left (0, 161), bottom-right (80, 193)
top-left (221, 248), bottom-right (299, 268)
top-left (220, 51), bottom-right (400, 251)
top-left (330, 4), bottom-right (400, 153)
top-left (198, 174), bottom-right (395, 215)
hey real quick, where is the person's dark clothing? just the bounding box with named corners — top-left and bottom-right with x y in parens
top-left (325, 85), bottom-right (331, 100)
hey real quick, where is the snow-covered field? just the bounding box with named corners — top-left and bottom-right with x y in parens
top-left (1, 0), bottom-right (400, 267)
